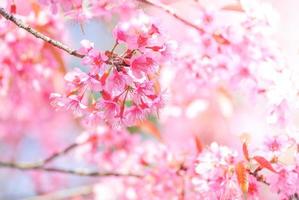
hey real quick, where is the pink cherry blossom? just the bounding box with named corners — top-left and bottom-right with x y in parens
top-left (1, 0), bottom-right (299, 199)
top-left (51, 11), bottom-right (169, 127)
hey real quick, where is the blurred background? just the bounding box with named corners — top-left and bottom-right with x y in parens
top-left (0, 0), bottom-right (299, 199)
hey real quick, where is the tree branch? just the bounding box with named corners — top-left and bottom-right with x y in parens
top-left (0, 1), bottom-right (205, 61)
top-left (0, 161), bottom-right (141, 177)
top-left (1, 1), bottom-right (204, 63)
top-left (138, 0), bottom-right (204, 33)
top-left (249, 171), bottom-right (270, 186)
top-left (0, 7), bottom-right (84, 58)
top-left (0, 142), bottom-right (81, 169)
top-left (42, 143), bottom-right (79, 165)
top-left (0, 140), bottom-right (141, 177)
top-left (0, 7), bottom-right (132, 68)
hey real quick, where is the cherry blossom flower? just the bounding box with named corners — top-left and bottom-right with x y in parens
top-left (1, 0), bottom-right (299, 199)
top-left (51, 11), bottom-right (169, 127)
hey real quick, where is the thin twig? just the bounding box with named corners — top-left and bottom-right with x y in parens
top-left (0, 142), bottom-right (81, 169)
top-left (0, 7), bottom-right (84, 58)
top-left (249, 171), bottom-right (270, 186)
top-left (138, 0), bottom-right (204, 33)
top-left (0, 1), bottom-right (205, 60)
top-left (0, 141), bottom-right (79, 174)
top-left (0, 161), bottom-right (141, 177)
top-left (42, 143), bottom-right (79, 165)
top-left (0, 141), bottom-right (140, 177)
top-left (0, 7), bottom-right (132, 67)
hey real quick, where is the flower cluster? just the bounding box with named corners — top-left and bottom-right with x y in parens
top-left (0, 6), bottom-right (71, 147)
top-left (192, 136), bottom-right (299, 200)
top-left (1, 0), bottom-right (299, 199)
top-left (38, 0), bottom-right (137, 22)
top-left (76, 125), bottom-right (192, 199)
top-left (192, 143), bottom-right (242, 199)
top-left (160, 4), bottom-right (289, 127)
top-left (51, 12), bottom-right (172, 126)
top-left (77, 124), bottom-right (298, 199)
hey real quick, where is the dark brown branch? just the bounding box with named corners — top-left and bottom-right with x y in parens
top-left (0, 7), bottom-right (131, 67)
top-left (0, 7), bottom-right (131, 65)
top-left (0, 7), bottom-right (84, 58)
top-left (0, 1), bottom-right (205, 61)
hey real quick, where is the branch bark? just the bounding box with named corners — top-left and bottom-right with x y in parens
top-left (0, 0), bottom-right (206, 60)
top-left (1, 1), bottom-right (204, 62)
top-left (0, 7), bottom-right (84, 58)
top-left (0, 142), bottom-right (80, 169)
top-left (0, 141), bottom-right (141, 177)
top-left (42, 143), bottom-right (79, 165)
top-left (138, 0), bottom-right (204, 33)
top-left (0, 161), bottom-right (141, 177)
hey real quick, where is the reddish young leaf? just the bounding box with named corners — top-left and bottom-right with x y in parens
top-left (235, 161), bottom-right (249, 196)
top-left (10, 4), bottom-right (17, 14)
top-left (253, 156), bottom-right (277, 173)
top-left (137, 120), bottom-right (161, 140)
top-left (221, 3), bottom-right (244, 12)
top-left (242, 142), bottom-right (250, 161)
top-left (194, 135), bottom-right (203, 153)
top-left (213, 33), bottom-right (230, 45)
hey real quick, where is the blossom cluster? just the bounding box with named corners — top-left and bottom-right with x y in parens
top-left (1, 0), bottom-right (299, 199)
top-left (160, 4), bottom-right (289, 127)
top-left (76, 125), bottom-right (194, 199)
top-left (76, 125), bottom-right (299, 199)
top-left (38, 0), bottom-right (137, 22)
top-left (192, 135), bottom-right (299, 200)
top-left (51, 12), bottom-right (172, 126)
top-left (0, 6), bottom-right (71, 148)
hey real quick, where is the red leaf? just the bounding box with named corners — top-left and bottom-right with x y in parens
top-left (137, 120), bottom-right (161, 140)
top-left (194, 135), bottom-right (203, 153)
top-left (221, 3), bottom-right (244, 12)
top-left (253, 156), bottom-right (277, 173)
top-left (213, 33), bottom-right (230, 45)
top-left (242, 142), bottom-right (250, 161)
top-left (10, 4), bottom-right (17, 14)
top-left (235, 161), bottom-right (249, 195)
